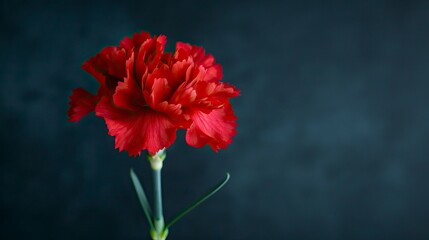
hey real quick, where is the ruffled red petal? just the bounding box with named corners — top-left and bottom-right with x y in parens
top-left (113, 53), bottom-right (146, 111)
top-left (194, 81), bottom-right (240, 108)
top-left (82, 46), bottom-right (127, 90)
top-left (96, 97), bottom-right (179, 156)
top-left (120, 31), bottom-right (151, 54)
top-left (68, 88), bottom-right (97, 122)
top-left (134, 35), bottom-right (167, 83)
top-left (185, 103), bottom-right (237, 151)
top-left (81, 60), bottom-right (106, 86)
top-left (174, 42), bottom-right (223, 82)
top-left (203, 63), bottom-right (223, 82)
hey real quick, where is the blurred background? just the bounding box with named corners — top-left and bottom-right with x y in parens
top-left (1, 0), bottom-right (429, 239)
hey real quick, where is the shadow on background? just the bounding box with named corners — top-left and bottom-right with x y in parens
top-left (1, 0), bottom-right (429, 239)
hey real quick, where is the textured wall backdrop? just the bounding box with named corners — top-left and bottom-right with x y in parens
top-left (1, 0), bottom-right (429, 239)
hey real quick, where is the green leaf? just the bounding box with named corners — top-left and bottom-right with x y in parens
top-left (130, 168), bottom-right (155, 230)
top-left (165, 173), bottom-right (231, 229)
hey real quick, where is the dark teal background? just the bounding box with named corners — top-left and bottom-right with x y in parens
top-left (1, 0), bottom-right (429, 239)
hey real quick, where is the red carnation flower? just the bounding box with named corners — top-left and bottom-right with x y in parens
top-left (68, 31), bottom-right (239, 156)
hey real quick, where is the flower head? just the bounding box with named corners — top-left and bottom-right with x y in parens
top-left (68, 31), bottom-right (239, 156)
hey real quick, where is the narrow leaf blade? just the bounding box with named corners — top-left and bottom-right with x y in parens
top-left (130, 168), bottom-right (155, 230)
top-left (166, 173), bottom-right (230, 229)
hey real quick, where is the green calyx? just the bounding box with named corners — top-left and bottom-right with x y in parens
top-left (147, 149), bottom-right (166, 170)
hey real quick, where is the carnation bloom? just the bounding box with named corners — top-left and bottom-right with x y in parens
top-left (68, 31), bottom-right (239, 156)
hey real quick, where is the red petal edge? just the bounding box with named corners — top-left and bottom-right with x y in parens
top-left (68, 88), bottom-right (96, 122)
top-left (185, 103), bottom-right (237, 152)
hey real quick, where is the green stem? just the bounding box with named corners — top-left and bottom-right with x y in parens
top-left (153, 168), bottom-right (164, 233)
top-left (148, 149), bottom-right (168, 240)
